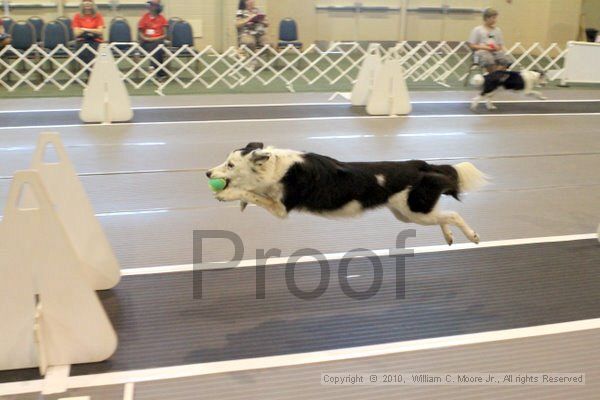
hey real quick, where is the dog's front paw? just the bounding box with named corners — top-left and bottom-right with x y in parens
top-left (470, 102), bottom-right (478, 111)
top-left (214, 192), bottom-right (228, 202)
top-left (214, 189), bottom-right (243, 202)
top-left (486, 104), bottom-right (498, 111)
top-left (539, 95), bottom-right (548, 100)
top-left (273, 206), bottom-right (288, 219)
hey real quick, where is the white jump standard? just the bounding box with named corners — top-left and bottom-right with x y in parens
top-left (0, 133), bottom-right (120, 385)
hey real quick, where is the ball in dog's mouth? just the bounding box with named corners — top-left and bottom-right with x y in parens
top-left (208, 178), bottom-right (229, 192)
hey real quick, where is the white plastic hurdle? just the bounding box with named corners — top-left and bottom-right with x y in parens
top-left (366, 57), bottom-right (412, 116)
top-left (0, 133), bottom-right (119, 378)
top-left (80, 43), bottom-right (133, 124)
top-left (31, 133), bottom-right (121, 290)
top-left (351, 43), bottom-right (383, 106)
top-left (350, 44), bottom-right (412, 116)
top-left (561, 41), bottom-right (600, 86)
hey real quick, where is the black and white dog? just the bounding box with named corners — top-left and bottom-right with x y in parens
top-left (471, 70), bottom-right (547, 111)
top-left (206, 143), bottom-right (488, 245)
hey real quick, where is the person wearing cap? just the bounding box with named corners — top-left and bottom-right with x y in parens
top-left (468, 8), bottom-right (512, 73)
top-left (72, 0), bottom-right (105, 68)
top-left (138, 0), bottom-right (168, 79)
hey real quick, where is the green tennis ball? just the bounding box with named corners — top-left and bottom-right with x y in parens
top-left (208, 178), bottom-right (227, 192)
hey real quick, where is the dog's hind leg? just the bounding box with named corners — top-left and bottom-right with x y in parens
top-left (440, 224), bottom-right (454, 245)
top-left (438, 211), bottom-right (479, 244)
top-left (391, 207), bottom-right (457, 244)
top-left (470, 95), bottom-right (483, 110)
top-left (392, 207), bottom-right (458, 245)
top-left (527, 90), bottom-right (547, 100)
top-left (484, 92), bottom-right (497, 110)
top-left (410, 210), bottom-right (479, 244)
top-left (388, 189), bottom-right (479, 245)
top-left (388, 192), bottom-right (451, 244)
top-left (388, 196), bottom-right (479, 245)
top-left (389, 207), bottom-right (410, 223)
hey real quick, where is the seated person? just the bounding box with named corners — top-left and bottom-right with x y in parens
top-left (0, 19), bottom-right (12, 48)
top-left (73, 0), bottom-right (105, 67)
top-left (138, 0), bottom-right (168, 79)
top-left (468, 8), bottom-right (511, 73)
top-left (236, 0), bottom-right (269, 52)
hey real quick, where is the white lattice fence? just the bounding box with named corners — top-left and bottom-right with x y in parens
top-left (0, 41), bottom-right (566, 94)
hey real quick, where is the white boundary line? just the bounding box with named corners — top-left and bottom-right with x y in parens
top-left (1, 99), bottom-right (599, 114)
top-left (0, 102), bottom-right (349, 114)
top-left (121, 233), bottom-right (597, 276)
top-left (413, 99), bottom-right (600, 104)
top-left (3, 113), bottom-right (600, 131)
top-left (2, 318), bottom-right (600, 396)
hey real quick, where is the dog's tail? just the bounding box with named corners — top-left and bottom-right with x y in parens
top-left (453, 162), bottom-right (489, 193)
top-left (424, 162), bottom-right (488, 201)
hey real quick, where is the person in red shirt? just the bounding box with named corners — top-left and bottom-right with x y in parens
top-left (138, 0), bottom-right (168, 79)
top-left (72, 0), bottom-right (105, 68)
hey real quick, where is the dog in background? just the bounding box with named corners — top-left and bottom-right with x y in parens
top-left (206, 143), bottom-right (488, 245)
top-left (471, 70), bottom-right (547, 111)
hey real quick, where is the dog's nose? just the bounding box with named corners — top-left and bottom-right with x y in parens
top-left (206, 171), bottom-right (212, 178)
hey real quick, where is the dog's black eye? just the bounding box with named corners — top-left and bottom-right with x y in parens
top-left (227, 162), bottom-right (234, 169)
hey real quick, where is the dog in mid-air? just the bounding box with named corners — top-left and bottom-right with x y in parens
top-left (206, 143), bottom-right (488, 245)
top-left (471, 70), bottom-right (547, 111)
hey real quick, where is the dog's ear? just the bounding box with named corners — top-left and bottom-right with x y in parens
top-left (250, 149), bottom-right (271, 165)
top-left (240, 142), bottom-right (265, 156)
top-left (245, 142), bottom-right (264, 150)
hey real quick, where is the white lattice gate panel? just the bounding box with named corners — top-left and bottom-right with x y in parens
top-left (0, 41), bottom-right (566, 93)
